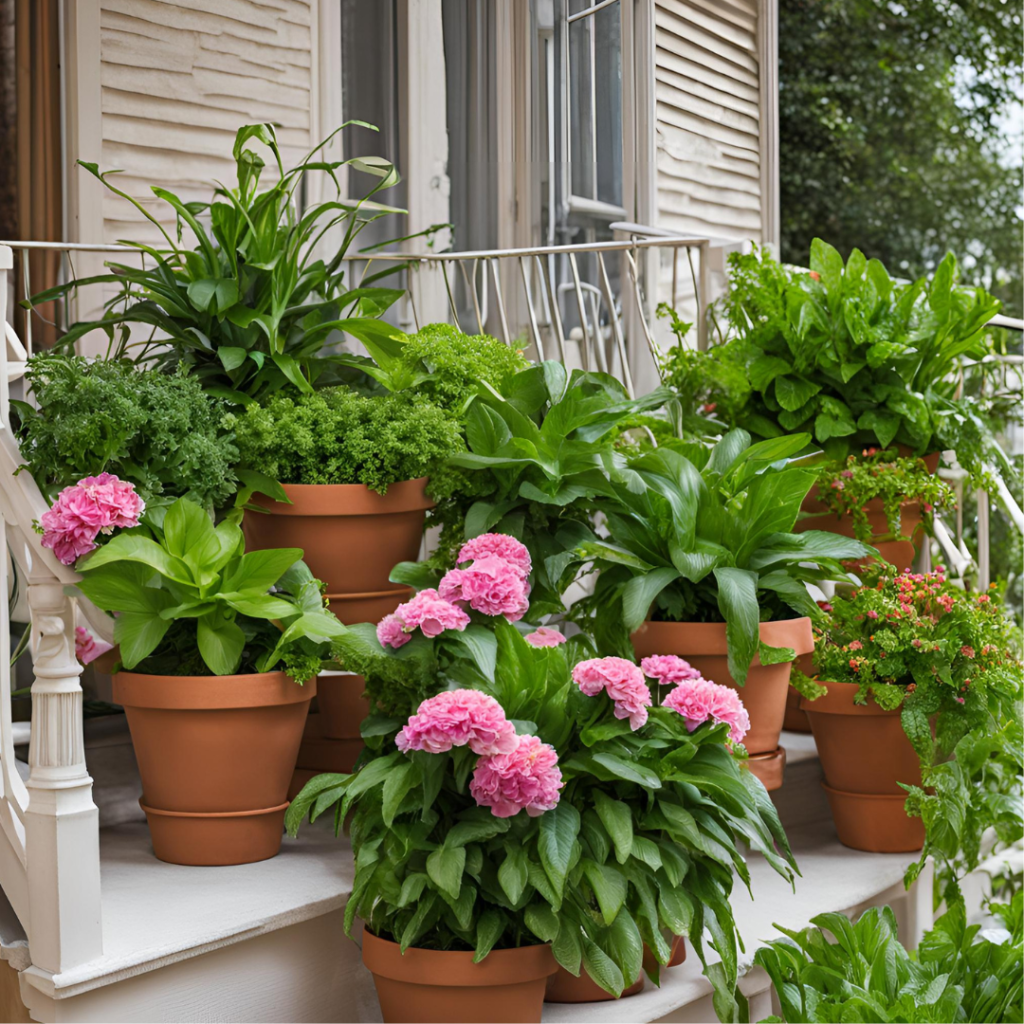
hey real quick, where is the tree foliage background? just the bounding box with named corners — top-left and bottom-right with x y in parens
top-left (779, 0), bottom-right (1023, 316)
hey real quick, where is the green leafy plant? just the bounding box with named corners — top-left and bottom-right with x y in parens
top-left (806, 447), bottom-right (955, 542)
top-left (13, 354), bottom-right (237, 509)
top-left (563, 430), bottom-right (872, 683)
top-left (32, 122), bottom-right (417, 402)
top-left (754, 894), bottom-right (1023, 1023)
top-left (290, 591), bottom-right (797, 1022)
top-left (717, 241), bottom-right (1006, 479)
top-left (807, 564), bottom-right (1023, 900)
top-left (73, 497), bottom-right (346, 681)
top-left (410, 363), bottom-right (670, 617)
top-left (229, 386), bottom-right (462, 493)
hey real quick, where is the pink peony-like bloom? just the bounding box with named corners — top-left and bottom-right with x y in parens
top-left (470, 734), bottom-right (562, 818)
top-left (396, 690), bottom-right (518, 756)
top-left (439, 555), bottom-right (530, 622)
top-left (457, 534), bottom-right (532, 578)
top-left (40, 473), bottom-right (145, 566)
top-left (572, 657), bottom-right (652, 730)
top-left (377, 589), bottom-right (471, 648)
top-left (525, 626), bottom-right (567, 648)
top-left (74, 626), bottom-right (113, 666)
top-left (663, 677), bottom-right (750, 744)
top-left (641, 654), bottom-right (702, 686)
top-left (376, 614), bottom-right (410, 650)
top-left (866, 609), bottom-right (879, 620)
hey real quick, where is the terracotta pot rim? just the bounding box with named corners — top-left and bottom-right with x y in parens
top-left (252, 477), bottom-right (434, 517)
top-left (140, 800), bottom-right (290, 819)
top-left (326, 587), bottom-right (412, 602)
top-left (800, 679), bottom-right (903, 717)
top-left (821, 782), bottom-right (910, 803)
top-left (631, 616), bottom-right (814, 658)
top-left (747, 747), bottom-right (784, 762)
top-left (362, 931), bottom-right (557, 986)
top-left (113, 671), bottom-right (314, 710)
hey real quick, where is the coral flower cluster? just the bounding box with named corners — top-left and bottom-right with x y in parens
top-left (661, 676), bottom-right (750, 744)
top-left (572, 657), bottom-right (653, 730)
top-left (40, 473), bottom-right (145, 565)
top-left (378, 533), bottom-right (532, 648)
top-left (396, 689), bottom-right (561, 818)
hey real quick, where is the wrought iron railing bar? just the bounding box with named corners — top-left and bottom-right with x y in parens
top-left (440, 261), bottom-right (462, 331)
top-left (567, 254), bottom-right (595, 372)
top-left (597, 251), bottom-right (634, 398)
top-left (488, 259), bottom-right (512, 347)
top-left (536, 255), bottom-right (567, 364)
top-left (588, 291), bottom-right (609, 374)
top-left (518, 256), bottom-right (545, 360)
top-left (625, 247), bottom-right (662, 379)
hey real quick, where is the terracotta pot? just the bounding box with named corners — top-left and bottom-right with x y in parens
top-left (112, 671), bottom-right (314, 865)
top-left (800, 680), bottom-right (924, 853)
top-left (362, 931), bottom-right (556, 1023)
top-left (797, 498), bottom-right (922, 570)
top-left (783, 687), bottom-right (812, 733)
top-left (644, 935), bottom-right (687, 971)
top-left (631, 617), bottom-right (814, 756)
top-left (546, 966), bottom-right (644, 1002)
top-left (316, 671), bottom-right (370, 740)
top-left (243, 479), bottom-right (432, 623)
top-left (294, 713), bottom-right (364, 776)
top-left (747, 746), bottom-right (786, 791)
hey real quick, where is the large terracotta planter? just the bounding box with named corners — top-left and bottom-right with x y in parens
top-left (800, 680), bottom-right (924, 853)
top-left (631, 617), bottom-right (814, 771)
top-left (113, 671), bottom-right (314, 865)
top-left (243, 479), bottom-right (433, 623)
top-left (362, 931), bottom-right (556, 1023)
top-left (546, 935), bottom-right (686, 1003)
top-left (316, 670), bottom-right (371, 740)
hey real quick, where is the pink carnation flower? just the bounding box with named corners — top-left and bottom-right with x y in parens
top-left (40, 473), bottom-right (145, 566)
top-left (525, 626), bottom-right (567, 648)
top-left (470, 734), bottom-right (562, 818)
top-left (376, 589), bottom-right (471, 648)
top-left (439, 555), bottom-right (530, 622)
top-left (457, 534), bottom-right (532, 578)
top-left (396, 690), bottom-right (518, 756)
top-left (663, 677), bottom-right (750, 744)
top-left (641, 654), bottom-right (702, 686)
top-left (572, 657), bottom-right (652, 730)
top-left (74, 626), bottom-right (113, 666)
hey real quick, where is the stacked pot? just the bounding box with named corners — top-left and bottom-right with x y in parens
top-left (244, 478), bottom-right (433, 785)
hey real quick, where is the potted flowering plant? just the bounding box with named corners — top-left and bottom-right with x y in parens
top-left (797, 564), bottom-right (1022, 895)
top-left (797, 447), bottom-right (955, 568)
top-left (290, 534), bottom-right (798, 1023)
top-left (72, 496), bottom-right (347, 865)
top-left (560, 430), bottom-right (872, 788)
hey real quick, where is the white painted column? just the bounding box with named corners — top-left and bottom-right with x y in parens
top-left (23, 583), bottom-right (102, 974)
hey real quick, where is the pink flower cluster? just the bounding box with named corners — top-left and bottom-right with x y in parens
top-left (470, 734), bottom-right (562, 818)
top-left (377, 589), bottom-right (471, 649)
top-left (439, 534), bottom-right (532, 622)
top-left (572, 657), bottom-right (652, 730)
top-left (525, 626), bottom-right (566, 648)
top-left (74, 626), bottom-right (113, 666)
top-left (641, 654), bottom-right (701, 686)
top-left (40, 474), bottom-right (145, 566)
top-left (662, 676), bottom-right (750, 744)
top-left (396, 690), bottom-right (517, 755)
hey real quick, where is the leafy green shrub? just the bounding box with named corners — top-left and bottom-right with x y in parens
top-left (229, 388), bottom-right (462, 493)
top-left (399, 323), bottom-right (529, 414)
top-left (73, 497), bottom-right (345, 681)
top-left (803, 563), bottom-right (1023, 900)
top-left (717, 241), bottom-right (1006, 482)
top-left (14, 354), bottom-right (237, 509)
top-left (755, 895), bottom-right (1023, 1024)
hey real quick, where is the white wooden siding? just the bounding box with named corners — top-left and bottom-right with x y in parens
top-left (653, 0), bottom-right (763, 242)
top-left (98, 0), bottom-right (316, 243)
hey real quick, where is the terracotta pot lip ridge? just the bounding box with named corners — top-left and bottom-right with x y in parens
top-left (799, 678), bottom-right (903, 716)
top-left (632, 616), bottom-right (814, 657)
top-left (113, 670), bottom-right (315, 710)
top-left (140, 800), bottom-right (290, 819)
top-left (361, 931), bottom-right (557, 985)
top-left (252, 476), bottom-right (434, 516)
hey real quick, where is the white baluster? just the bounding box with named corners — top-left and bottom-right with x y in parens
top-left (23, 582), bottom-right (102, 973)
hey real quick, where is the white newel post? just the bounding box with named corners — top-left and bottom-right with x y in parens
top-left (23, 582), bottom-right (103, 973)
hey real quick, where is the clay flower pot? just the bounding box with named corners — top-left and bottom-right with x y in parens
top-left (362, 931), bottom-right (557, 1023)
top-left (243, 479), bottom-right (433, 624)
top-left (113, 671), bottom-right (314, 866)
top-left (546, 935), bottom-right (686, 1003)
top-left (316, 670), bottom-right (371, 740)
top-left (631, 617), bottom-right (814, 787)
top-left (800, 680), bottom-right (924, 853)
top-left (783, 687), bottom-right (812, 733)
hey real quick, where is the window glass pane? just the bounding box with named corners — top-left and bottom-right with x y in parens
top-left (568, 16), bottom-right (594, 199)
top-left (593, 2), bottom-right (622, 207)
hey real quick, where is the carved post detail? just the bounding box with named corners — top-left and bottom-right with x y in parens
top-left (23, 582), bottom-right (103, 974)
